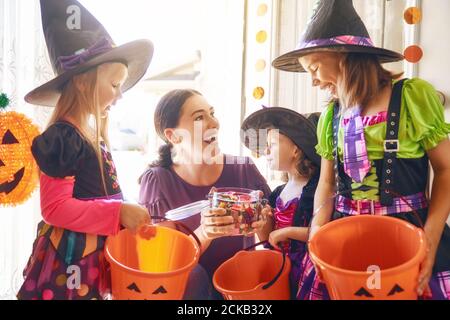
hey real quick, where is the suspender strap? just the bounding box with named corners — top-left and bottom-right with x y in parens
top-left (379, 79), bottom-right (407, 206)
top-left (332, 102), bottom-right (341, 194)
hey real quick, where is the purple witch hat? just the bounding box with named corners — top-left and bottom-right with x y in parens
top-left (272, 0), bottom-right (404, 72)
top-left (25, 0), bottom-right (154, 107)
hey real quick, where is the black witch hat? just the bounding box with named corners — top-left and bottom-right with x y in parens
top-left (273, 0), bottom-right (404, 72)
top-left (25, 0), bottom-right (154, 107)
top-left (241, 107), bottom-right (321, 167)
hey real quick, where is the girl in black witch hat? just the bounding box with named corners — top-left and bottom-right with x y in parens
top-left (273, 0), bottom-right (450, 300)
top-left (17, 0), bottom-right (153, 300)
top-left (241, 107), bottom-right (326, 299)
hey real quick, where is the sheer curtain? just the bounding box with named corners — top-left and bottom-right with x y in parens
top-left (0, 0), bottom-right (52, 299)
top-left (1, 0), bottom-right (248, 299)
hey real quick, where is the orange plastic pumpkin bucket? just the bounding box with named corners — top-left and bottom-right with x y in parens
top-left (105, 225), bottom-right (200, 300)
top-left (308, 215), bottom-right (427, 300)
top-left (213, 244), bottom-right (291, 300)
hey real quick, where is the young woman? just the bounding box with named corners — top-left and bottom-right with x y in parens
top-left (139, 89), bottom-right (271, 299)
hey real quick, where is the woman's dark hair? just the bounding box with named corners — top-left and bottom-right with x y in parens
top-left (139, 89), bottom-right (202, 183)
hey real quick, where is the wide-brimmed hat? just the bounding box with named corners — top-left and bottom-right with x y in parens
top-left (241, 107), bottom-right (321, 167)
top-left (25, 0), bottom-right (154, 107)
top-left (272, 0), bottom-right (404, 72)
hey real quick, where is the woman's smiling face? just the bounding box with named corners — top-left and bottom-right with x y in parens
top-left (169, 94), bottom-right (221, 162)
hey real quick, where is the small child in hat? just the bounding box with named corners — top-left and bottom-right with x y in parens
top-left (17, 0), bottom-right (153, 300)
top-left (241, 107), bottom-right (327, 299)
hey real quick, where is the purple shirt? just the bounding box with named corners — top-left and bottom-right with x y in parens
top-left (138, 155), bottom-right (271, 277)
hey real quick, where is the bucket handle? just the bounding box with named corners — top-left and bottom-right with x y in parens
top-left (244, 240), bottom-right (286, 290)
top-left (148, 215), bottom-right (202, 251)
top-left (378, 187), bottom-right (425, 229)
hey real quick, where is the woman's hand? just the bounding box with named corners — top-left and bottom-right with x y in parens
top-left (268, 228), bottom-right (290, 250)
top-left (120, 203), bottom-right (151, 233)
top-left (200, 207), bottom-right (236, 239)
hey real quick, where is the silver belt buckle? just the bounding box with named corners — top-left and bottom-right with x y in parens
top-left (384, 139), bottom-right (399, 153)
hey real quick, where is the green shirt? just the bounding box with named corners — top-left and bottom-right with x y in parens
top-left (316, 78), bottom-right (450, 200)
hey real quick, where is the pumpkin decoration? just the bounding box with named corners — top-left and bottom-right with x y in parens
top-left (0, 93), bottom-right (40, 207)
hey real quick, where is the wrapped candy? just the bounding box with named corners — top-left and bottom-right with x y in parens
top-left (208, 188), bottom-right (266, 236)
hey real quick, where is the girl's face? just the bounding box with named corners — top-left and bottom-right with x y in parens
top-left (97, 62), bottom-right (129, 116)
top-left (167, 94), bottom-right (220, 162)
top-left (298, 52), bottom-right (342, 98)
top-left (265, 130), bottom-right (299, 172)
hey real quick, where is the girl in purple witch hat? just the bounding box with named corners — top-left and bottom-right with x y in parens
top-left (17, 0), bottom-right (153, 300)
top-left (274, 0), bottom-right (450, 300)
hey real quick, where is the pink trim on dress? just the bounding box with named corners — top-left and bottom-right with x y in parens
top-left (343, 111), bottom-right (387, 127)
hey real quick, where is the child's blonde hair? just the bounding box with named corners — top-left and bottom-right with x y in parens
top-left (48, 66), bottom-right (110, 195)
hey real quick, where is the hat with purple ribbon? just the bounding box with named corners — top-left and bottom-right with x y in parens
top-left (241, 107), bottom-right (321, 167)
top-left (272, 0), bottom-right (404, 72)
top-left (25, 0), bottom-right (154, 107)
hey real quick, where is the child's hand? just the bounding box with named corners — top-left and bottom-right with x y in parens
top-left (250, 190), bottom-right (271, 233)
top-left (201, 207), bottom-right (235, 239)
top-left (251, 204), bottom-right (272, 232)
top-left (268, 228), bottom-right (289, 250)
top-left (120, 203), bottom-right (151, 234)
top-left (417, 241), bottom-right (436, 297)
top-left (261, 204), bottom-right (273, 220)
top-left (308, 225), bottom-right (321, 241)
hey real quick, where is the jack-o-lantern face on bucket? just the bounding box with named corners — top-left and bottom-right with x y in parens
top-left (0, 111), bottom-right (40, 207)
top-left (354, 284), bottom-right (406, 299)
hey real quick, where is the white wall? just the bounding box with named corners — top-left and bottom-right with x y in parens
top-left (418, 0), bottom-right (450, 114)
top-left (272, 0), bottom-right (324, 114)
top-left (417, 0), bottom-right (450, 225)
